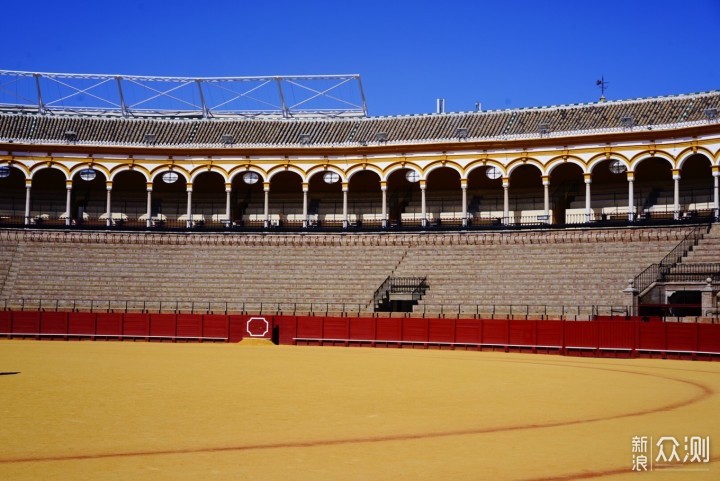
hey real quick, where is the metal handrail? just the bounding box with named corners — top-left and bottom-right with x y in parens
top-left (373, 276), bottom-right (393, 306)
top-left (388, 276), bottom-right (428, 293)
top-left (372, 276), bottom-right (429, 307)
top-left (0, 298), bottom-right (645, 320)
top-left (1, 212), bottom-right (716, 234)
top-left (633, 224), bottom-right (710, 293)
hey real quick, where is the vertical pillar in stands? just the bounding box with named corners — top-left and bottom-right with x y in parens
top-left (225, 182), bottom-right (232, 226)
top-left (342, 183), bottom-right (349, 229)
top-left (420, 180), bottom-right (427, 227)
top-left (302, 182), bottom-right (309, 228)
top-left (65, 179), bottom-right (72, 226)
top-left (712, 166), bottom-right (719, 221)
top-left (24, 179), bottom-right (31, 225)
top-left (542, 175), bottom-right (550, 223)
top-left (381, 182), bottom-right (387, 228)
top-left (623, 279), bottom-right (639, 316)
top-left (186, 183), bottom-right (193, 228)
top-left (701, 278), bottom-right (716, 317)
top-left (263, 182), bottom-right (270, 228)
top-left (502, 177), bottom-right (510, 224)
top-left (672, 168), bottom-right (681, 220)
top-left (584, 173), bottom-right (592, 222)
top-left (461, 180), bottom-right (468, 227)
top-left (627, 171), bottom-right (635, 221)
top-left (105, 181), bottom-right (112, 227)
top-left (146, 183), bottom-right (153, 228)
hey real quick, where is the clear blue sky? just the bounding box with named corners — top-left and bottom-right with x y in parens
top-left (4, 0), bottom-right (719, 116)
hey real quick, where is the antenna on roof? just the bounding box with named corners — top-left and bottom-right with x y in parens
top-left (596, 76), bottom-right (608, 102)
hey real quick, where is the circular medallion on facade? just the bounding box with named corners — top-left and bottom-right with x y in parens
top-left (486, 166), bottom-right (502, 180)
top-left (243, 172), bottom-right (260, 184)
top-left (79, 168), bottom-right (97, 181)
top-left (323, 171), bottom-right (340, 184)
top-left (609, 160), bottom-right (627, 174)
top-left (162, 171), bottom-right (179, 183)
top-left (405, 170), bottom-right (420, 183)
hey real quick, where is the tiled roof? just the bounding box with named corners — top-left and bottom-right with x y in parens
top-left (1, 91), bottom-right (718, 147)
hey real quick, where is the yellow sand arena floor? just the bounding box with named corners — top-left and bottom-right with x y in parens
top-left (0, 341), bottom-right (718, 480)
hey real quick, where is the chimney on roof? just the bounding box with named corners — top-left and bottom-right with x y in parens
top-left (436, 98), bottom-right (445, 114)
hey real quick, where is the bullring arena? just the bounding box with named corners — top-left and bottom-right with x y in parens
top-left (1, 70), bottom-right (719, 480)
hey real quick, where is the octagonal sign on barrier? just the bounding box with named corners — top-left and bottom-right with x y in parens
top-left (246, 317), bottom-right (269, 338)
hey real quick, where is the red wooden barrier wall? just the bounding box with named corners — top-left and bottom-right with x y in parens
top-left (69, 312), bottom-right (96, 336)
top-left (176, 314), bottom-right (203, 338)
top-left (1, 311), bottom-right (719, 360)
top-left (96, 313), bottom-right (123, 337)
top-left (40, 312), bottom-right (68, 335)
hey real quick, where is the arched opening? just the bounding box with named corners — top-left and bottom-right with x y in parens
top-left (467, 165), bottom-right (503, 225)
top-left (152, 170), bottom-right (188, 225)
top-left (589, 159), bottom-right (630, 221)
top-left (193, 171), bottom-right (226, 225)
top-left (0, 166), bottom-right (26, 224)
top-left (387, 168), bottom-right (421, 226)
top-left (71, 168), bottom-right (107, 225)
top-left (112, 170), bottom-right (148, 225)
top-left (508, 164), bottom-right (543, 223)
top-left (426, 167), bottom-right (462, 225)
top-left (231, 171), bottom-right (264, 227)
top-left (549, 162), bottom-right (583, 224)
top-left (269, 171), bottom-right (303, 227)
top-left (635, 157), bottom-right (673, 219)
top-left (348, 170), bottom-right (382, 227)
top-left (31, 168), bottom-right (66, 224)
top-left (309, 170), bottom-right (343, 227)
top-left (680, 154), bottom-right (713, 218)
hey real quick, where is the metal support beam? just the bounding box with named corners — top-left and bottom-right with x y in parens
top-left (275, 77), bottom-right (289, 118)
top-left (115, 76), bottom-right (128, 118)
top-left (196, 79), bottom-right (210, 118)
top-left (355, 75), bottom-right (368, 116)
top-left (33, 73), bottom-right (45, 114)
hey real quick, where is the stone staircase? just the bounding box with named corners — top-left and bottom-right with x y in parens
top-left (678, 223), bottom-right (720, 264)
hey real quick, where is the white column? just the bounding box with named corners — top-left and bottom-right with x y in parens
top-left (146, 187), bottom-right (152, 228)
top-left (65, 182), bottom-right (72, 226)
top-left (628, 173), bottom-right (635, 222)
top-left (302, 185), bottom-right (308, 228)
top-left (186, 187), bottom-right (192, 228)
top-left (420, 182), bottom-right (427, 227)
top-left (673, 169), bottom-right (681, 220)
top-left (503, 178), bottom-right (510, 224)
top-left (263, 183), bottom-right (270, 228)
top-left (342, 185), bottom-right (348, 229)
top-left (381, 184), bottom-right (387, 228)
top-left (461, 183), bottom-right (468, 227)
top-left (225, 183), bottom-right (232, 226)
top-left (713, 170), bottom-right (719, 220)
top-left (105, 184), bottom-right (112, 227)
top-left (584, 174), bottom-right (592, 222)
top-left (542, 176), bottom-right (550, 223)
top-left (24, 183), bottom-right (31, 225)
